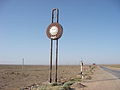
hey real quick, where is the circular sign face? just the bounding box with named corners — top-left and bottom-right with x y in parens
top-left (49, 26), bottom-right (58, 35)
top-left (46, 23), bottom-right (63, 40)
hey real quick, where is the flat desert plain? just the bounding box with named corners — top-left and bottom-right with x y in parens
top-left (1, 65), bottom-right (120, 90)
top-left (0, 65), bottom-right (88, 90)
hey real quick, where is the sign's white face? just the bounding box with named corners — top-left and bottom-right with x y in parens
top-left (49, 26), bottom-right (58, 35)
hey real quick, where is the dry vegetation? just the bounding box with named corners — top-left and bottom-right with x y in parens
top-left (107, 65), bottom-right (120, 68)
top-left (0, 65), bottom-right (96, 90)
top-left (103, 64), bottom-right (120, 68)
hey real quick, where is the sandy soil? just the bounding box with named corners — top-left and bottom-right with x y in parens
top-left (105, 66), bottom-right (120, 71)
top-left (0, 65), bottom-right (86, 90)
top-left (1, 65), bottom-right (120, 90)
top-left (78, 66), bottom-right (120, 90)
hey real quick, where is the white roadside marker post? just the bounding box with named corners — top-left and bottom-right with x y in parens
top-left (80, 61), bottom-right (84, 79)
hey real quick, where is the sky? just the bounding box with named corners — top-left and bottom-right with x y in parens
top-left (0, 0), bottom-right (120, 65)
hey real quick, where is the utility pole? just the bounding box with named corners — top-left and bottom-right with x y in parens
top-left (22, 58), bottom-right (24, 70)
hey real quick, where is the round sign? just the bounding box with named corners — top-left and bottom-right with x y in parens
top-left (46, 23), bottom-right (63, 40)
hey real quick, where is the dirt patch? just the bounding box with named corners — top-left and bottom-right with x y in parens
top-left (71, 82), bottom-right (86, 89)
top-left (81, 66), bottom-right (120, 90)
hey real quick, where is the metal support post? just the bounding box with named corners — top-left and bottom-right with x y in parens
top-left (50, 39), bottom-right (53, 83)
top-left (55, 39), bottom-right (58, 82)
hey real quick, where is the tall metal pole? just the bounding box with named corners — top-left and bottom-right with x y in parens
top-left (50, 39), bottom-right (53, 83)
top-left (55, 39), bottom-right (58, 82)
top-left (55, 9), bottom-right (59, 82)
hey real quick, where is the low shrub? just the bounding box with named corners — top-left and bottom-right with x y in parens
top-left (63, 81), bottom-right (75, 89)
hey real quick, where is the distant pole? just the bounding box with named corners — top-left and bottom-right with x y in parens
top-left (22, 58), bottom-right (24, 70)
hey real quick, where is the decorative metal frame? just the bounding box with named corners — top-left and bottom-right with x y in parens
top-left (46, 8), bottom-right (63, 83)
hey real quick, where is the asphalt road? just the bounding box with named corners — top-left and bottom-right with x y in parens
top-left (100, 66), bottom-right (120, 79)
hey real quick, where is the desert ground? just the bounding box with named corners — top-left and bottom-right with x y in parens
top-left (0, 65), bottom-right (90, 90)
top-left (0, 64), bottom-right (120, 90)
top-left (81, 66), bottom-right (120, 90)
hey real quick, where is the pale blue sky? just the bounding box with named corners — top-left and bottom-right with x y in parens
top-left (0, 0), bottom-right (120, 65)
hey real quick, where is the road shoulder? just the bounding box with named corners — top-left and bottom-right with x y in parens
top-left (80, 66), bottom-right (120, 90)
